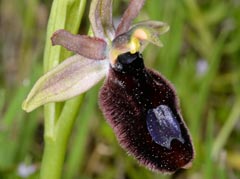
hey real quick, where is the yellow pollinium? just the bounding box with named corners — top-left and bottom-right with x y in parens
top-left (127, 28), bottom-right (150, 55)
top-left (132, 28), bottom-right (148, 41)
top-left (109, 21), bottom-right (168, 65)
top-left (129, 36), bottom-right (141, 54)
top-left (109, 29), bottom-right (147, 64)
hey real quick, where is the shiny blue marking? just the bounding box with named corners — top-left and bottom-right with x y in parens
top-left (146, 105), bottom-right (184, 149)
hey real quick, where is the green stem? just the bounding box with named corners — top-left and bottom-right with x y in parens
top-left (40, 0), bottom-right (86, 178)
top-left (40, 96), bottom-right (83, 179)
top-left (211, 98), bottom-right (240, 159)
top-left (64, 87), bottom-right (98, 179)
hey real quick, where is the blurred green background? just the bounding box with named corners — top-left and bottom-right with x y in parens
top-left (0, 0), bottom-right (240, 178)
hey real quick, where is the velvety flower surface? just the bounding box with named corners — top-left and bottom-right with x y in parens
top-left (100, 52), bottom-right (193, 172)
top-left (22, 0), bottom-right (194, 173)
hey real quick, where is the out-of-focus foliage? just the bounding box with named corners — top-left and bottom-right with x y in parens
top-left (0, 0), bottom-right (239, 179)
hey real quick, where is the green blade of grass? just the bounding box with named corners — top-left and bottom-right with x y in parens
top-left (64, 85), bottom-right (99, 179)
top-left (211, 97), bottom-right (240, 159)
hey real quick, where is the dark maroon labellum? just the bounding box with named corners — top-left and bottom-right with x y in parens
top-left (99, 52), bottom-right (194, 173)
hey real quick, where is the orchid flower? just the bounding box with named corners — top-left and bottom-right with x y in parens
top-left (22, 0), bottom-right (194, 173)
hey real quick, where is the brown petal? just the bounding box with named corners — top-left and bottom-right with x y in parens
top-left (115, 0), bottom-right (145, 36)
top-left (51, 29), bottom-right (107, 60)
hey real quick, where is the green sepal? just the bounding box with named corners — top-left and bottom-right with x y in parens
top-left (22, 55), bottom-right (108, 112)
